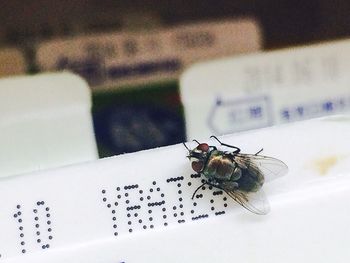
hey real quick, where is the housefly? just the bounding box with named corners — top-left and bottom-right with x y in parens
top-left (183, 136), bottom-right (288, 215)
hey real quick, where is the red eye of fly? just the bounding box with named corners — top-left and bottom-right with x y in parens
top-left (192, 161), bottom-right (204, 173)
top-left (197, 143), bottom-right (209, 152)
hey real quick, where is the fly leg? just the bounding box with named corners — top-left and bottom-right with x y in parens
top-left (191, 180), bottom-right (220, 199)
top-left (255, 148), bottom-right (263, 155)
top-left (210, 135), bottom-right (241, 154)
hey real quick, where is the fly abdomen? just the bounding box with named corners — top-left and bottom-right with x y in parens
top-left (236, 168), bottom-right (264, 192)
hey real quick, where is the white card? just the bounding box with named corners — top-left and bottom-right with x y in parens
top-left (0, 73), bottom-right (98, 177)
top-left (36, 19), bottom-right (261, 90)
top-left (180, 39), bottom-right (350, 140)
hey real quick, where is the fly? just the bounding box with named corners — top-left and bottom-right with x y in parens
top-left (183, 136), bottom-right (288, 215)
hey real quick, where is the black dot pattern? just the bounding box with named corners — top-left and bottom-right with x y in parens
top-left (100, 174), bottom-right (230, 238)
top-left (34, 201), bottom-right (53, 250)
top-left (15, 205), bottom-right (26, 254)
top-left (7, 201), bottom-right (54, 259)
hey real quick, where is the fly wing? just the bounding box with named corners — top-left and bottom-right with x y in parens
top-left (225, 189), bottom-right (270, 215)
top-left (235, 154), bottom-right (288, 183)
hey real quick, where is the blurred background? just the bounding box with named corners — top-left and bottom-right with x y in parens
top-left (2, 0), bottom-right (350, 48)
top-left (1, 0), bottom-right (350, 158)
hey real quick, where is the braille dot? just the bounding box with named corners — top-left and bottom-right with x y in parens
top-left (17, 205), bottom-right (21, 209)
top-left (33, 209), bottom-right (37, 213)
top-left (164, 223), bottom-right (168, 226)
top-left (174, 213), bottom-right (177, 217)
top-left (147, 196), bottom-right (151, 200)
top-left (139, 190), bottom-right (143, 194)
top-left (128, 221), bottom-right (131, 225)
top-left (191, 210), bottom-right (194, 214)
top-left (209, 186), bottom-right (213, 190)
top-left (126, 200), bottom-right (130, 204)
top-left (107, 204), bottom-right (111, 208)
top-left (35, 224), bottom-right (39, 228)
top-left (37, 202), bottom-right (41, 206)
top-left (224, 203), bottom-right (227, 207)
top-left (223, 197), bottom-right (227, 201)
top-left (180, 212), bottom-right (184, 216)
top-left (162, 208), bottom-right (166, 212)
top-left (161, 194), bottom-right (165, 197)
top-left (177, 183), bottom-right (181, 187)
top-left (210, 199), bottom-right (214, 203)
top-left (35, 217), bottom-right (39, 221)
top-left (112, 210), bottom-right (116, 214)
top-left (173, 206), bottom-right (177, 210)
top-left (179, 204), bottom-right (183, 208)
top-left (46, 207), bottom-right (50, 212)
top-left (47, 221), bottom-right (51, 225)
top-left (201, 179), bottom-right (206, 183)
top-left (113, 225), bottom-right (117, 228)
top-left (188, 182), bottom-right (192, 186)
top-left (193, 202), bottom-right (197, 206)
top-left (21, 241), bottom-right (25, 245)
top-left (150, 188), bottom-right (153, 192)
top-left (48, 228), bottom-right (52, 232)
top-left (37, 239), bottom-right (41, 243)
top-left (36, 231), bottom-right (40, 235)
top-left (134, 213), bottom-right (138, 217)
top-left (148, 210), bottom-right (152, 214)
top-left (201, 186), bottom-right (206, 190)
top-left (113, 217), bottom-right (116, 221)
top-left (49, 236), bottom-right (53, 240)
top-left (22, 249), bottom-right (26, 254)
top-left (18, 219), bottom-right (22, 223)
top-left (163, 215), bottom-right (167, 219)
top-left (14, 214), bottom-right (18, 218)
top-left (127, 213), bottom-right (131, 217)
top-left (157, 188), bottom-right (160, 191)
top-left (102, 190), bottom-right (106, 194)
top-left (125, 193), bottom-right (129, 197)
top-left (114, 232), bottom-right (118, 236)
top-left (19, 226), bottom-right (23, 230)
top-left (152, 181), bottom-right (156, 185)
top-left (139, 219), bottom-right (142, 223)
top-left (211, 207), bottom-right (215, 211)
top-left (42, 245), bottom-right (45, 249)
top-left (143, 225), bottom-right (147, 229)
top-left (117, 187), bottom-right (120, 191)
top-left (115, 202), bottom-right (118, 206)
top-left (103, 198), bottom-right (107, 202)
top-left (20, 234), bottom-right (24, 238)
top-left (178, 190), bottom-right (182, 194)
top-left (41, 201), bottom-right (45, 205)
top-left (149, 217), bottom-right (153, 221)
top-left (46, 244), bottom-right (50, 248)
top-left (129, 229), bottom-right (133, 233)
top-left (179, 198), bottom-right (183, 202)
top-left (140, 197), bottom-right (144, 201)
top-left (117, 195), bottom-right (121, 199)
top-left (150, 225), bottom-right (154, 229)
top-left (17, 212), bottom-right (21, 216)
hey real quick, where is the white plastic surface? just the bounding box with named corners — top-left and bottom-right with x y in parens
top-left (0, 72), bottom-right (98, 177)
top-left (0, 116), bottom-right (349, 262)
top-left (181, 39), bottom-right (350, 140)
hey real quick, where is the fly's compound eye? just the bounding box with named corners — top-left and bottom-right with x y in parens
top-left (192, 161), bottom-right (204, 173)
top-left (197, 143), bottom-right (209, 152)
